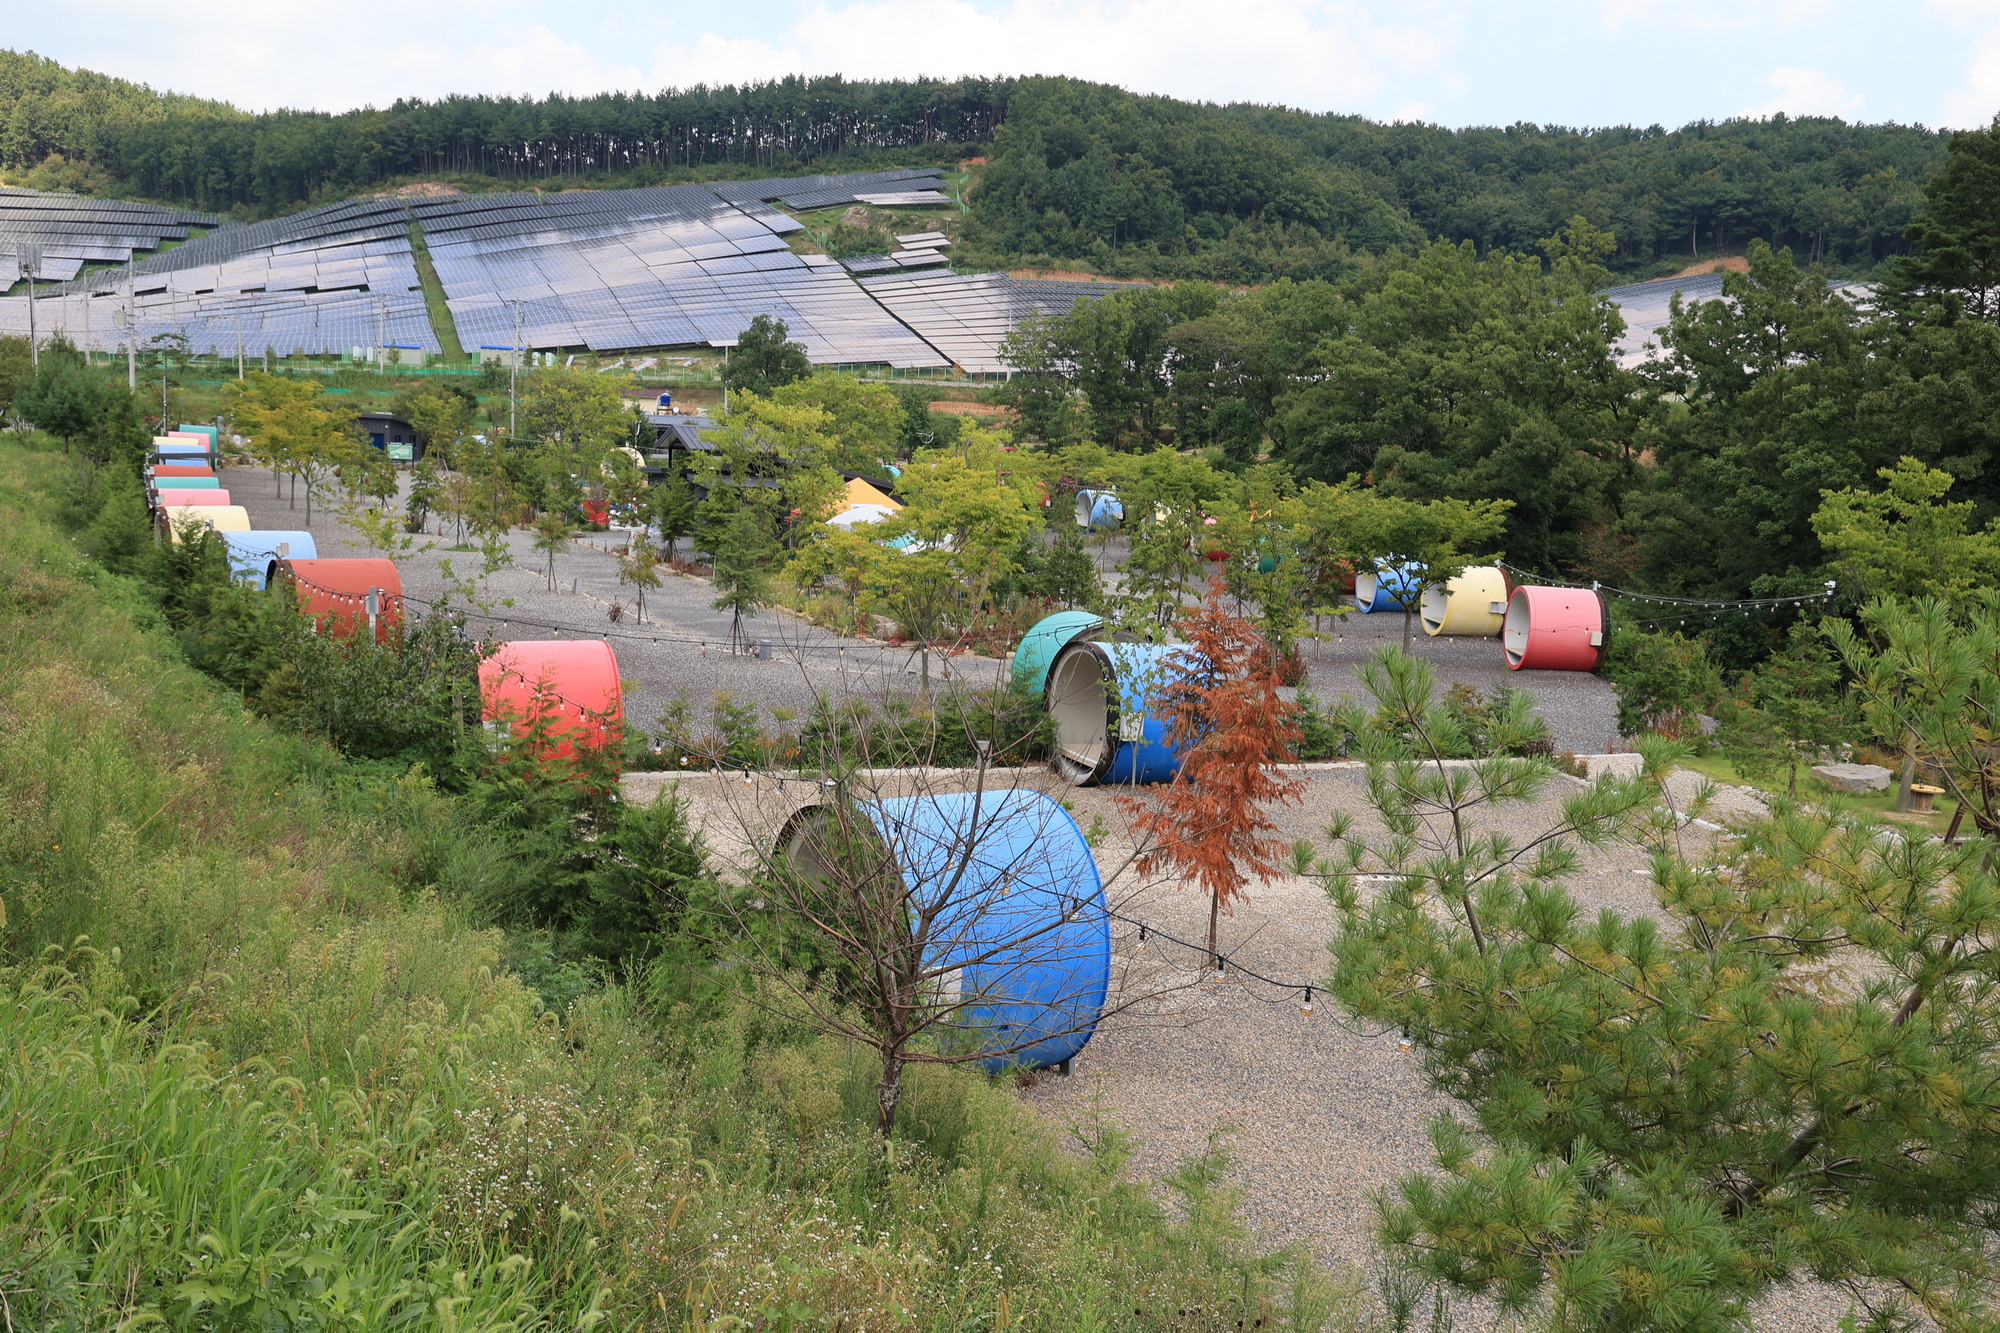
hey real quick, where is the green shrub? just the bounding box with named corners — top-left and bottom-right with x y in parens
top-left (1602, 627), bottom-right (1726, 737)
top-left (0, 437), bottom-right (1364, 1331)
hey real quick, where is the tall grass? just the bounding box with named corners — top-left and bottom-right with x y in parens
top-left (0, 438), bottom-right (1366, 1331)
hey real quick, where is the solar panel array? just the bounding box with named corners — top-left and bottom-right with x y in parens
top-left (413, 180), bottom-right (949, 367)
top-left (0, 171), bottom-right (1144, 372)
top-left (0, 194), bottom-right (436, 356)
top-left (840, 249), bottom-right (952, 275)
top-left (1598, 273), bottom-right (1729, 366)
top-left (1599, 271), bottom-right (1870, 367)
top-left (706, 168), bottom-right (948, 214)
top-left (857, 271), bottom-right (1148, 374)
top-left (0, 188), bottom-right (221, 283)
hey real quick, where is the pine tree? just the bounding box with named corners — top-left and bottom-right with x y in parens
top-left (1321, 635), bottom-right (2000, 1329)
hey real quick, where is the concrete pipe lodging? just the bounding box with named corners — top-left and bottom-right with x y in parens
top-left (1355, 562), bottom-right (1423, 614)
top-left (1421, 566), bottom-right (1510, 637)
top-left (1045, 639), bottom-right (1187, 786)
top-left (479, 639), bottom-right (624, 756)
top-left (1502, 584), bottom-right (1610, 671)
top-left (777, 789), bottom-right (1110, 1073)
top-left (162, 505), bottom-right (250, 541)
top-left (276, 557), bottom-right (404, 641)
top-left (1074, 490), bottom-right (1124, 531)
top-left (152, 488), bottom-right (230, 508)
top-left (222, 531), bottom-right (319, 589)
top-left (1011, 610), bottom-right (1104, 697)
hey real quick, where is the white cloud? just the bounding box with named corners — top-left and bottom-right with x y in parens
top-left (1943, 36), bottom-right (2000, 126)
top-left (646, 0), bottom-right (1440, 112)
top-left (32, 3), bottom-right (656, 110)
top-left (36, 0), bottom-right (1444, 115)
top-left (1741, 65), bottom-right (1862, 118)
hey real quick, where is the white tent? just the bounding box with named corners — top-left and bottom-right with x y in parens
top-left (825, 503), bottom-right (899, 530)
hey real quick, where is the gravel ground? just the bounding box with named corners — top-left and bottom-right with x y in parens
top-left (1079, 533), bottom-right (1624, 756)
top-left (237, 469), bottom-right (1835, 1325)
top-left (650, 762), bottom-right (1857, 1331)
top-left (224, 469), bottom-right (1618, 753)
top-left (220, 466), bottom-right (1006, 737)
top-left (1297, 608), bottom-right (1622, 757)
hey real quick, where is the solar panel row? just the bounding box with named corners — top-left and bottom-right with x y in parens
top-left (0, 172), bottom-right (1107, 369)
top-left (0, 188), bottom-right (223, 278)
top-left (857, 271), bottom-right (1146, 374)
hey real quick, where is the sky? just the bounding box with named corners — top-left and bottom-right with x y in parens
top-left (12, 0), bottom-right (1998, 130)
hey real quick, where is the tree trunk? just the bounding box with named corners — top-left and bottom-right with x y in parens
top-left (876, 1047), bottom-right (904, 1136)
top-left (1403, 605), bottom-right (1415, 653)
top-left (1208, 885), bottom-right (1222, 969)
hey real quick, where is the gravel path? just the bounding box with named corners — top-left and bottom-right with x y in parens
top-left (220, 466), bottom-right (1006, 739)
top-left (225, 469), bottom-right (1619, 753)
top-left (1296, 604), bottom-right (1621, 757)
top-left (652, 762), bottom-right (1858, 1331)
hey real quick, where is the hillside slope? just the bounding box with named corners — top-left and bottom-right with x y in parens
top-left (0, 51), bottom-right (1949, 281)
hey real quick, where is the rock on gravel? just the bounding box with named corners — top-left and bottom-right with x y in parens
top-left (1810, 762), bottom-right (1895, 794)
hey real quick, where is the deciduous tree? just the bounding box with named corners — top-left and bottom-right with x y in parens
top-left (1119, 577), bottom-right (1305, 965)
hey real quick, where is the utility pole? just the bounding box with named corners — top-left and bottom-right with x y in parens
top-left (235, 318), bottom-right (244, 379)
top-left (19, 244), bottom-right (41, 369)
top-left (376, 297), bottom-right (387, 368)
top-left (509, 300), bottom-right (521, 437)
top-left (124, 262), bottom-right (137, 390)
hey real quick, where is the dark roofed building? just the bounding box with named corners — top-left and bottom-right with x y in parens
top-left (354, 411), bottom-right (423, 461)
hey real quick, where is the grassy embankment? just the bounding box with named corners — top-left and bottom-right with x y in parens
top-left (0, 436), bottom-right (1356, 1329)
top-left (1679, 753), bottom-right (1956, 833)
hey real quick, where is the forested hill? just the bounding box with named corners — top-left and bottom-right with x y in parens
top-left (0, 49), bottom-right (1953, 281)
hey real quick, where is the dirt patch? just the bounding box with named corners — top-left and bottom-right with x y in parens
top-left (1661, 254), bottom-right (1751, 280)
top-left (927, 399), bottom-right (1013, 418)
top-left (1008, 267), bottom-right (1156, 285)
top-left (382, 181), bottom-right (463, 197)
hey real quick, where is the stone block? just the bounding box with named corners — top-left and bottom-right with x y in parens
top-left (1811, 762), bottom-right (1894, 794)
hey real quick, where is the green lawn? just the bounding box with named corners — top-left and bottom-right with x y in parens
top-left (1680, 753), bottom-right (1954, 833)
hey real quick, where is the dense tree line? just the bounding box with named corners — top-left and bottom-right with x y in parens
top-left (0, 51), bottom-right (1008, 211)
top-left (1000, 118), bottom-right (2000, 645)
top-left (965, 78), bottom-right (1948, 282)
top-left (0, 52), bottom-right (1952, 280)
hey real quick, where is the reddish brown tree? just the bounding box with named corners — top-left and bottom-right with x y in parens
top-left (1119, 576), bottom-right (1306, 965)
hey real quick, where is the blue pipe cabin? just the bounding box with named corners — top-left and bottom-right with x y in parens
top-left (1355, 561), bottom-right (1425, 613)
top-left (222, 531), bottom-right (319, 589)
top-left (1045, 639), bottom-right (1188, 786)
top-left (1074, 490), bottom-right (1124, 531)
top-left (778, 789), bottom-right (1111, 1073)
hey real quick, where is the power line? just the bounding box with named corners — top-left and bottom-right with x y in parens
top-left (1495, 559), bottom-right (1836, 614)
